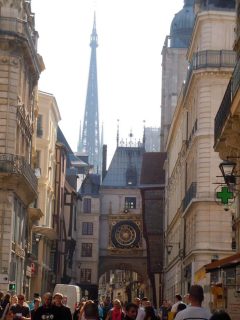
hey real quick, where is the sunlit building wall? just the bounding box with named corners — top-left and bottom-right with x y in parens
top-left (30, 91), bottom-right (61, 295)
top-left (0, 1), bottom-right (44, 295)
top-left (164, 0), bottom-right (236, 306)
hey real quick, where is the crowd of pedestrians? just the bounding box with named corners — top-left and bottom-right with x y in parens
top-left (0, 285), bottom-right (233, 320)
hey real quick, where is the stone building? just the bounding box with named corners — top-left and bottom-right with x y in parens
top-left (53, 128), bottom-right (80, 286)
top-left (163, 0), bottom-right (236, 306)
top-left (140, 152), bottom-right (166, 308)
top-left (160, 0), bottom-right (195, 151)
top-left (30, 91), bottom-right (61, 294)
top-left (203, 0), bottom-right (240, 316)
top-left (0, 1), bottom-right (44, 294)
top-left (99, 144), bottom-right (150, 301)
top-left (144, 127), bottom-right (160, 152)
top-left (76, 173), bottom-right (101, 299)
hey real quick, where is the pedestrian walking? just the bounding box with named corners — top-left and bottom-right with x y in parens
top-left (209, 310), bottom-right (231, 320)
top-left (124, 303), bottom-right (138, 320)
top-left (171, 295), bottom-right (183, 315)
top-left (52, 292), bottom-right (72, 320)
top-left (10, 294), bottom-right (30, 320)
top-left (105, 299), bottom-right (124, 320)
top-left (30, 297), bottom-right (41, 320)
top-left (134, 298), bottom-right (145, 320)
top-left (174, 303), bottom-right (186, 319)
top-left (33, 292), bottom-right (56, 320)
top-left (143, 306), bottom-right (159, 320)
top-left (84, 301), bottom-right (99, 320)
top-left (174, 285), bottom-right (211, 320)
top-left (0, 294), bottom-right (11, 320)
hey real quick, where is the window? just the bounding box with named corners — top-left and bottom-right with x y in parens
top-left (126, 166), bottom-right (137, 186)
top-left (125, 197), bottom-right (136, 209)
top-left (80, 268), bottom-right (91, 283)
top-left (83, 198), bottom-right (91, 213)
top-left (36, 114), bottom-right (43, 138)
top-left (81, 243), bottom-right (92, 257)
top-left (82, 222), bottom-right (93, 235)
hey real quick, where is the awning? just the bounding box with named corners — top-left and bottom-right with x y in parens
top-left (32, 226), bottom-right (57, 240)
top-left (205, 252), bottom-right (240, 272)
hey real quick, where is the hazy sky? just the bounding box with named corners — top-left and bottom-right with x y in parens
top-left (31, 0), bottom-right (184, 162)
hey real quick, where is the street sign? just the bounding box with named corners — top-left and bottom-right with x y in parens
top-left (216, 186), bottom-right (234, 205)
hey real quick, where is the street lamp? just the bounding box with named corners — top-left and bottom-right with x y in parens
top-left (219, 160), bottom-right (236, 186)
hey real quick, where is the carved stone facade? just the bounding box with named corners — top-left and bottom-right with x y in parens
top-left (164, 5), bottom-right (236, 307)
top-left (99, 146), bottom-right (150, 301)
top-left (0, 1), bottom-right (44, 295)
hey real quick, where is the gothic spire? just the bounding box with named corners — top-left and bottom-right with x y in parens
top-left (78, 13), bottom-right (101, 172)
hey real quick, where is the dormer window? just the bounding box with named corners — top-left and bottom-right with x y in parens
top-left (126, 166), bottom-right (137, 186)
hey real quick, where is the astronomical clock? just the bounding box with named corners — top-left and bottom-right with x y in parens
top-left (109, 215), bottom-right (142, 250)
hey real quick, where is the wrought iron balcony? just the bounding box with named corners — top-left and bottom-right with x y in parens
top-left (182, 182), bottom-right (197, 212)
top-left (0, 16), bottom-right (41, 76)
top-left (184, 50), bottom-right (236, 96)
top-left (0, 153), bottom-right (38, 203)
top-left (214, 58), bottom-right (240, 145)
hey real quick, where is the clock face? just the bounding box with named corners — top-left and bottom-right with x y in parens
top-left (111, 220), bottom-right (141, 249)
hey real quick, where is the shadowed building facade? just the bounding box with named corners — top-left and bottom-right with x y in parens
top-left (140, 152), bottom-right (166, 309)
top-left (0, 1), bottom-right (44, 295)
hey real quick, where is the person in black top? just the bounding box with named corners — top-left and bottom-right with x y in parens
top-left (124, 303), bottom-right (138, 320)
top-left (31, 297), bottom-right (41, 320)
top-left (34, 293), bottom-right (56, 320)
top-left (10, 294), bottom-right (30, 320)
top-left (52, 293), bottom-right (72, 320)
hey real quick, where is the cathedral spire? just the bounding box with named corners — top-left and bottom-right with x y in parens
top-left (78, 13), bottom-right (101, 172)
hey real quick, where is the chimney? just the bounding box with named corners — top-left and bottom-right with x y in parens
top-left (102, 144), bottom-right (107, 182)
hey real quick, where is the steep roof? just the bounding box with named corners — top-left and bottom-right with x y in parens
top-left (140, 152), bottom-right (166, 185)
top-left (102, 146), bottom-right (145, 188)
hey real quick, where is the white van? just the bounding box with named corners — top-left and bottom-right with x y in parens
top-left (53, 284), bottom-right (81, 313)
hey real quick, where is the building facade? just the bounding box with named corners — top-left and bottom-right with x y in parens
top-left (208, 0), bottom-right (240, 316)
top-left (160, 0), bottom-right (195, 151)
top-left (30, 91), bottom-right (61, 295)
top-left (76, 173), bottom-right (101, 299)
top-left (163, 0), bottom-right (236, 306)
top-left (140, 152), bottom-right (166, 308)
top-left (99, 144), bottom-right (150, 301)
top-left (0, 1), bottom-right (44, 294)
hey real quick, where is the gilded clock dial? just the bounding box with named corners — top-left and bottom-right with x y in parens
top-left (111, 220), bottom-right (140, 249)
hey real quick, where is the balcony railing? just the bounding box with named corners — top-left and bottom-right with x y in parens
top-left (182, 182), bottom-right (197, 212)
top-left (198, 1), bottom-right (235, 12)
top-left (0, 153), bottom-right (38, 195)
top-left (214, 80), bottom-right (232, 145)
top-left (184, 50), bottom-right (236, 96)
top-left (0, 16), bottom-right (41, 75)
top-left (214, 58), bottom-right (240, 145)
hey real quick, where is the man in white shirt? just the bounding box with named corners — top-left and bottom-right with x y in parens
top-left (175, 285), bottom-right (211, 320)
top-left (171, 294), bottom-right (183, 313)
top-left (134, 298), bottom-right (145, 320)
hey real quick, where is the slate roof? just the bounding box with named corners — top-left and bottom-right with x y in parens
top-left (102, 146), bottom-right (145, 188)
top-left (81, 173), bottom-right (101, 195)
top-left (140, 152), bottom-right (166, 185)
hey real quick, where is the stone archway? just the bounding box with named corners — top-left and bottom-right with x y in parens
top-left (98, 256), bottom-right (149, 302)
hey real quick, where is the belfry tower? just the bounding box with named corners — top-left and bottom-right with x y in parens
top-left (78, 14), bottom-right (101, 172)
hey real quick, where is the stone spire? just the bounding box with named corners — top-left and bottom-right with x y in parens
top-left (78, 13), bottom-right (101, 172)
